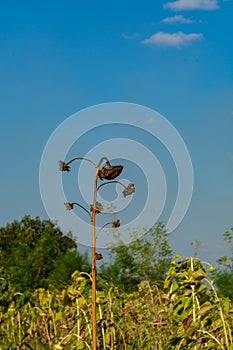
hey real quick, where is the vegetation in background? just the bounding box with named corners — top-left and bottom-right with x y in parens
top-left (0, 216), bottom-right (90, 292)
top-left (0, 216), bottom-right (233, 349)
top-left (215, 228), bottom-right (233, 300)
top-left (100, 222), bottom-right (172, 292)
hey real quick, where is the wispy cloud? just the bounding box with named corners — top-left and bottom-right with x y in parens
top-left (141, 31), bottom-right (203, 47)
top-left (164, 0), bottom-right (219, 11)
top-left (161, 15), bottom-right (199, 24)
top-left (122, 32), bottom-right (139, 40)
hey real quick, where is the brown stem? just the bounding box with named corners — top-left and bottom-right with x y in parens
top-left (66, 157), bottom-right (96, 168)
top-left (91, 167), bottom-right (98, 350)
top-left (97, 157), bottom-right (109, 168)
top-left (96, 222), bottom-right (115, 239)
top-left (97, 180), bottom-right (127, 192)
top-left (72, 202), bottom-right (92, 220)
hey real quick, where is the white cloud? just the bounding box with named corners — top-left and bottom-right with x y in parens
top-left (162, 15), bottom-right (198, 23)
top-left (141, 31), bottom-right (203, 47)
top-left (164, 0), bottom-right (219, 11)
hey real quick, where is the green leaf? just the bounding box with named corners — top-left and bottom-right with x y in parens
top-left (53, 345), bottom-right (63, 350)
top-left (166, 332), bottom-right (186, 346)
top-left (222, 298), bottom-right (230, 312)
top-left (174, 254), bottom-right (181, 259)
top-left (164, 278), bottom-right (170, 289)
top-left (192, 269), bottom-right (206, 280)
top-left (198, 305), bottom-right (213, 317)
top-left (55, 311), bottom-right (63, 321)
top-left (75, 341), bottom-right (85, 349)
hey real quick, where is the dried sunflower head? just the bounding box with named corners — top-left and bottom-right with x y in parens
top-left (95, 252), bottom-right (103, 261)
top-left (90, 202), bottom-right (104, 214)
top-left (64, 202), bottom-right (74, 210)
top-left (59, 160), bottom-right (70, 172)
top-left (112, 220), bottom-right (120, 228)
top-left (122, 183), bottom-right (135, 197)
top-left (98, 161), bottom-right (123, 180)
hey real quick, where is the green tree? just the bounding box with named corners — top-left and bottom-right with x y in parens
top-left (100, 222), bottom-right (172, 291)
top-left (48, 249), bottom-right (90, 287)
top-left (215, 228), bottom-right (233, 300)
top-left (0, 215), bottom-right (90, 291)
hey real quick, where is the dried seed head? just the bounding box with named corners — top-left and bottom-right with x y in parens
top-left (95, 252), bottom-right (103, 260)
top-left (59, 160), bottom-right (70, 172)
top-left (98, 163), bottom-right (123, 180)
top-left (112, 220), bottom-right (120, 228)
top-left (90, 202), bottom-right (104, 214)
top-left (64, 202), bottom-right (74, 210)
top-left (122, 183), bottom-right (135, 197)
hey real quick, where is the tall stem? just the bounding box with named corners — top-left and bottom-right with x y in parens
top-left (91, 167), bottom-right (98, 350)
top-left (190, 257), bottom-right (197, 350)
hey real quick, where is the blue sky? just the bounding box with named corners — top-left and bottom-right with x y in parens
top-left (1, 0), bottom-right (232, 263)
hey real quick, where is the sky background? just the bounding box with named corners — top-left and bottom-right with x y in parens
top-left (1, 0), bottom-right (232, 263)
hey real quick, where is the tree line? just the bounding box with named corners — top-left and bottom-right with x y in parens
top-left (0, 215), bottom-right (232, 298)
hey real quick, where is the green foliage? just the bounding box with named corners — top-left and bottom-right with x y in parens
top-left (1, 217), bottom-right (233, 349)
top-left (215, 228), bottom-right (233, 300)
top-left (0, 215), bottom-right (90, 292)
top-left (215, 270), bottom-right (233, 299)
top-left (100, 222), bottom-right (172, 291)
top-left (164, 256), bottom-right (232, 349)
top-left (1, 258), bottom-right (233, 349)
top-left (48, 250), bottom-right (91, 288)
